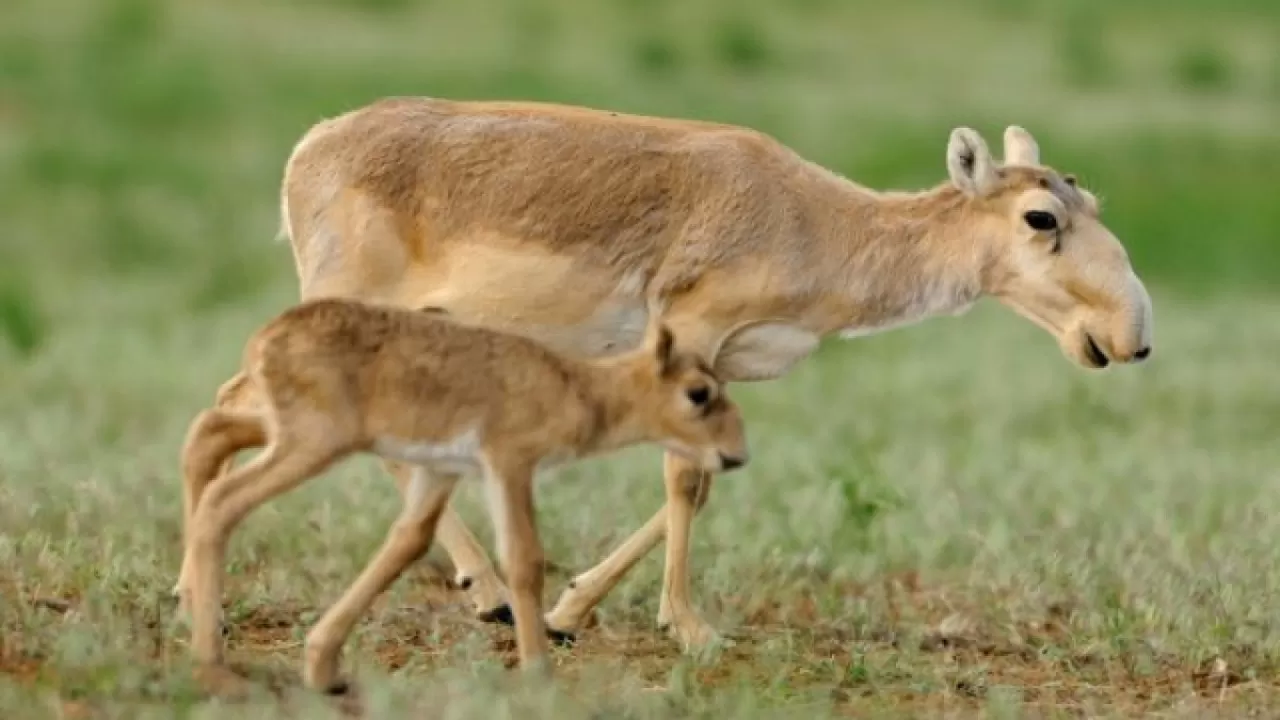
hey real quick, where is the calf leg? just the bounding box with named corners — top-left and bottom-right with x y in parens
top-left (483, 457), bottom-right (551, 674)
top-left (174, 371), bottom-right (266, 602)
top-left (382, 460), bottom-right (512, 625)
top-left (187, 431), bottom-right (346, 687)
top-left (304, 467), bottom-right (459, 694)
top-left (174, 402), bottom-right (267, 613)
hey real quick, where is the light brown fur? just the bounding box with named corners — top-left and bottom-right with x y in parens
top-left (175, 298), bottom-right (748, 695)
top-left (198, 96), bottom-right (1155, 652)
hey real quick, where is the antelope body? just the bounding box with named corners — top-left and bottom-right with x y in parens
top-left (177, 298), bottom-right (747, 694)
top-left (196, 96), bottom-right (1155, 653)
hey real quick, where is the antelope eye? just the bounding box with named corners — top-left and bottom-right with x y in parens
top-left (1024, 210), bottom-right (1058, 232)
top-left (686, 386), bottom-right (711, 406)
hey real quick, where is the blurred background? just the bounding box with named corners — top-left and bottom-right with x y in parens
top-left (1, 0), bottom-right (1277, 354)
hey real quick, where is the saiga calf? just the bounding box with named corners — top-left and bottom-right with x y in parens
top-left (176, 299), bottom-right (748, 695)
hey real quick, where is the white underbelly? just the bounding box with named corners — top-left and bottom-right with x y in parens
top-left (373, 432), bottom-right (580, 486)
top-left (373, 430), bottom-right (485, 477)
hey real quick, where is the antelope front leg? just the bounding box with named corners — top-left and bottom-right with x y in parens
top-left (383, 461), bottom-right (512, 624)
top-left (545, 452), bottom-right (720, 652)
top-left (543, 509), bottom-right (665, 638)
top-left (436, 506), bottom-right (514, 623)
top-left (655, 452), bottom-right (719, 650)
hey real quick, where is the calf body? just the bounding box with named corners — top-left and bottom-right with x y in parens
top-left (176, 299), bottom-right (747, 694)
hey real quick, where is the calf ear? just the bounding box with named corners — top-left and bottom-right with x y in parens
top-left (653, 324), bottom-right (676, 376)
top-left (1002, 125), bottom-right (1041, 166)
top-left (947, 127), bottom-right (998, 197)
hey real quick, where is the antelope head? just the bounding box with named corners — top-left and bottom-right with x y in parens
top-left (947, 125), bottom-right (1154, 369)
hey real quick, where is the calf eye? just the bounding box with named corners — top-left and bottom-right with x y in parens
top-left (1024, 210), bottom-right (1058, 232)
top-left (686, 386), bottom-right (711, 406)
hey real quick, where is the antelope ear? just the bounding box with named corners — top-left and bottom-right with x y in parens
top-left (947, 127), bottom-right (998, 197)
top-left (1002, 125), bottom-right (1041, 166)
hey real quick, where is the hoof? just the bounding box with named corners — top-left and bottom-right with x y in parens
top-left (547, 627), bottom-right (577, 647)
top-left (480, 604), bottom-right (578, 646)
top-left (477, 603), bottom-right (515, 626)
top-left (658, 618), bottom-right (726, 656)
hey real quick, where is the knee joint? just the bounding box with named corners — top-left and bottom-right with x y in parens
top-left (673, 467), bottom-right (706, 502)
top-left (190, 515), bottom-right (227, 551)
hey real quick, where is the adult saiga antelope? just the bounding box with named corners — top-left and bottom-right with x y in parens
top-left (190, 96), bottom-right (1154, 653)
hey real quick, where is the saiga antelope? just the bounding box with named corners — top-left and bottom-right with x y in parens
top-left (177, 298), bottom-right (748, 694)
top-left (180, 96), bottom-right (1155, 654)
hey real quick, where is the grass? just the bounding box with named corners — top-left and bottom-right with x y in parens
top-left (2, 0), bottom-right (1280, 716)
top-left (7, 293), bottom-right (1280, 718)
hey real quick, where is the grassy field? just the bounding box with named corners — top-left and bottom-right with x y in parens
top-left (3, 0), bottom-right (1280, 717)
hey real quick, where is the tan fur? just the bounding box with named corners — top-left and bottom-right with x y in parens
top-left (206, 96), bottom-right (1154, 652)
top-left (175, 298), bottom-right (748, 694)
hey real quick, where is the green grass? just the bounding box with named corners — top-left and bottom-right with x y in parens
top-left (2, 0), bottom-right (1280, 716)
